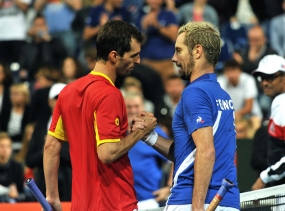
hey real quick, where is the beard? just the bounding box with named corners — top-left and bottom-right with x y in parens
top-left (179, 54), bottom-right (195, 80)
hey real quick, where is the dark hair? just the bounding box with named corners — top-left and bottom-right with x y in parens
top-left (96, 20), bottom-right (145, 61)
top-left (0, 62), bottom-right (13, 86)
top-left (223, 59), bottom-right (242, 71)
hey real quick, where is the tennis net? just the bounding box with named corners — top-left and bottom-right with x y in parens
top-left (140, 184), bottom-right (285, 211)
top-left (240, 184), bottom-right (285, 211)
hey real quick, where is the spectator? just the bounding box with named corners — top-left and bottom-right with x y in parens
top-left (218, 59), bottom-right (263, 132)
top-left (270, 0), bottom-right (285, 57)
top-left (135, 0), bottom-right (179, 84)
top-left (83, 0), bottom-right (131, 46)
top-left (120, 76), bottom-right (155, 114)
top-left (0, 83), bottom-right (31, 147)
top-left (177, 0), bottom-right (219, 27)
top-left (0, 132), bottom-right (24, 203)
top-left (72, 0), bottom-right (103, 64)
top-left (163, 74), bottom-right (185, 118)
top-left (26, 83), bottom-right (72, 201)
top-left (0, 0), bottom-right (31, 66)
top-left (233, 25), bottom-right (277, 75)
top-left (233, 25), bottom-right (276, 116)
top-left (124, 91), bottom-right (171, 210)
top-left (60, 57), bottom-right (85, 84)
top-left (19, 14), bottom-right (67, 83)
top-left (34, 0), bottom-right (79, 56)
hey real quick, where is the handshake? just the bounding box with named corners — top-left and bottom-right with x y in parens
top-left (130, 111), bottom-right (158, 146)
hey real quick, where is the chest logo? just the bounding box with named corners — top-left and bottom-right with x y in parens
top-left (115, 118), bottom-right (120, 126)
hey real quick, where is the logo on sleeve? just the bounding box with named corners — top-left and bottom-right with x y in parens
top-left (115, 118), bottom-right (120, 126)
top-left (196, 116), bottom-right (205, 124)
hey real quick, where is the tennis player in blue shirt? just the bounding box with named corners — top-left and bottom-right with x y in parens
top-left (132, 21), bottom-right (240, 211)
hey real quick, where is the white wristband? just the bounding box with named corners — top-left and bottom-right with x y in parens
top-left (144, 131), bottom-right (158, 146)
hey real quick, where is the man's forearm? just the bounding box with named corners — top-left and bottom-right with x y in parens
top-left (152, 136), bottom-right (174, 162)
top-left (43, 135), bottom-right (62, 199)
top-left (192, 148), bottom-right (215, 210)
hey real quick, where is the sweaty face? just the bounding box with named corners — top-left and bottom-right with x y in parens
top-left (116, 38), bottom-right (141, 76)
top-left (172, 33), bottom-right (195, 80)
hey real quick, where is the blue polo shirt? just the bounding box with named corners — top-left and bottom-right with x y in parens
top-left (135, 9), bottom-right (178, 60)
top-left (167, 73), bottom-right (240, 209)
top-left (85, 5), bottom-right (131, 27)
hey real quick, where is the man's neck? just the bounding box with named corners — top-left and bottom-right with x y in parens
top-left (93, 62), bottom-right (116, 85)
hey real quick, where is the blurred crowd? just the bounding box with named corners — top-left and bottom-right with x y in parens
top-left (0, 0), bottom-right (285, 204)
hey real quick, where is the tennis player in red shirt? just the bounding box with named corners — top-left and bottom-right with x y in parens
top-left (43, 20), bottom-right (157, 211)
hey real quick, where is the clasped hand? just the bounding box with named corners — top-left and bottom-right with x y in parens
top-left (130, 111), bottom-right (157, 139)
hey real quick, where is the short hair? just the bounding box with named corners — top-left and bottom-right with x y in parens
top-left (223, 59), bottom-right (242, 71)
top-left (0, 132), bottom-right (12, 142)
top-left (178, 22), bottom-right (221, 66)
top-left (96, 20), bottom-right (145, 61)
top-left (10, 83), bottom-right (31, 105)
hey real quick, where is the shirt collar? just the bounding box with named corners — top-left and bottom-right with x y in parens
top-left (90, 71), bottom-right (115, 86)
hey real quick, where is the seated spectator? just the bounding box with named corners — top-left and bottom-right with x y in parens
top-left (0, 132), bottom-right (24, 203)
top-left (121, 76), bottom-right (155, 113)
top-left (163, 75), bottom-right (185, 118)
top-left (34, 0), bottom-right (79, 56)
top-left (83, 0), bottom-right (131, 47)
top-left (233, 25), bottom-right (277, 75)
top-left (135, 0), bottom-right (179, 84)
top-left (26, 83), bottom-right (72, 201)
top-left (0, 83), bottom-right (31, 148)
top-left (217, 59), bottom-right (262, 132)
top-left (0, 0), bottom-right (31, 67)
top-left (270, 0), bottom-right (285, 57)
top-left (177, 0), bottom-right (219, 27)
top-left (60, 57), bottom-right (85, 84)
top-left (19, 14), bottom-right (67, 83)
top-left (124, 91), bottom-right (172, 209)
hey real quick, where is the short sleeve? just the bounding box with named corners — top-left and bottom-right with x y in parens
top-left (163, 10), bottom-right (178, 26)
top-left (182, 87), bottom-right (214, 135)
top-left (85, 7), bottom-right (101, 27)
top-left (48, 99), bottom-right (67, 141)
top-left (95, 91), bottom-right (127, 146)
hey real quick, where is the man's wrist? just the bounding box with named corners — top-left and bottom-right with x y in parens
top-left (144, 131), bottom-right (158, 146)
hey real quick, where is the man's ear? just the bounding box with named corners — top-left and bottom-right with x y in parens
top-left (193, 44), bottom-right (203, 59)
top-left (109, 51), bottom-right (118, 63)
